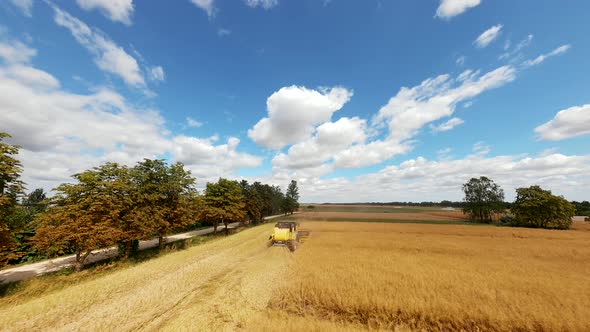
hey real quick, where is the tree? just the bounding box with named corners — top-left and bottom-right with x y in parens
top-left (8, 188), bottom-right (48, 264)
top-left (33, 166), bottom-right (125, 271)
top-left (0, 133), bottom-right (25, 265)
top-left (200, 178), bottom-right (245, 235)
top-left (512, 186), bottom-right (575, 229)
top-left (282, 180), bottom-right (300, 215)
top-left (240, 180), bottom-right (264, 225)
top-left (462, 176), bottom-right (505, 223)
top-left (131, 159), bottom-right (197, 249)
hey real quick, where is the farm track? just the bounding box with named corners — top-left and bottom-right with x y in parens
top-left (0, 224), bottom-right (293, 331)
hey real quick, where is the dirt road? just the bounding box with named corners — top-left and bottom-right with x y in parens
top-left (0, 214), bottom-right (288, 284)
top-left (0, 223), bottom-right (293, 331)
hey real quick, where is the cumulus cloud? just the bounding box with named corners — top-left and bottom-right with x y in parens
top-left (535, 104), bottom-right (590, 141)
top-left (173, 136), bottom-right (262, 179)
top-left (256, 65), bottom-right (517, 178)
top-left (245, 0), bottom-right (279, 9)
top-left (474, 24), bottom-right (503, 48)
top-left (76, 0), bottom-right (134, 25)
top-left (8, 0), bottom-right (32, 17)
top-left (435, 0), bottom-right (481, 19)
top-left (0, 38), bottom-right (261, 192)
top-left (52, 5), bottom-right (146, 88)
top-left (522, 44), bottom-right (571, 68)
top-left (248, 85), bottom-right (353, 149)
top-left (430, 117), bottom-right (464, 133)
top-left (297, 151), bottom-right (590, 202)
top-left (190, 0), bottom-right (215, 17)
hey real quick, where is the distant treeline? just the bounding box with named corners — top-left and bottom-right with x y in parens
top-left (316, 200), bottom-right (590, 215)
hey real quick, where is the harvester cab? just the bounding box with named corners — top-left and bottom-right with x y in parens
top-left (269, 221), bottom-right (309, 251)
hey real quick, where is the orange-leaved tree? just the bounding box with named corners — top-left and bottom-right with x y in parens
top-left (33, 164), bottom-right (126, 271)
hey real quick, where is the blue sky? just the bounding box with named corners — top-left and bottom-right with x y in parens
top-left (1, 0), bottom-right (589, 202)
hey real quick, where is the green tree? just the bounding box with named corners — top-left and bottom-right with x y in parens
top-left (462, 176), bottom-right (505, 223)
top-left (201, 178), bottom-right (245, 234)
top-left (512, 185), bottom-right (575, 229)
top-left (131, 159), bottom-right (197, 249)
top-left (33, 166), bottom-right (125, 271)
top-left (282, 180), bottom-right (300, 215)
top-left (0, 133), bottom-right (25, 265)
top-left (240, 180), bottom-right (264, 224)
top-left (8, 188), bottom-right (49, 264)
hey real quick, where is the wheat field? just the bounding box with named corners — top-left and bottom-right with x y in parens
top-left (252, 221), bottom-right (590, 331)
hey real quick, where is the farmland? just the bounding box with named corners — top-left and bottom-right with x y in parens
top-left (1, 206), bottom-right (590, 331)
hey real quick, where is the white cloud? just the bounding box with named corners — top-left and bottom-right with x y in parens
top-left (186, 117), bottom-right (203, 128)
top-left (456, 56), bottom-right (466, 66)
top-left (173, 136), bottom-right (262, 179)
top-left (272, 117), bottom-right (367, 172)
top-left (474, 24), bottom-right (503, 48)
top-left (499, 34), bottom-right (533, 61)
top-left (435, 0), bottom-right (481, 19)
top-left (297, 152), bottom-right (590, 202)
top-left (190, 0), bottom-right (215, 17)
top-left (76, 0), bottom-right (134, 25)
top-left (0, 38), bottom-right (261, 192)
top-left (245, 0), bottom-right (279, 9)
top-left (8, 0), bottom-right (32, 17)
top-left (430, 117), bottom-right (464, 133)
top-left (535, 104), bottom-right (590, 141)
top-left (149, 66), bottom-right (165, 82)
top-left (0, 40), bottom-right (36, 63)
top-left (374, 65), bottom-right (515, 143)
top-left (522, 44), bottom-right (571, 68)
top-left (248, 85), bottom-right (353, 149)
top-left (258, 66), bottom-right (516, 177)
top-left (52, 5), bottom-right (146, 88)
top-left (217, 28), bottom-right (231, 37)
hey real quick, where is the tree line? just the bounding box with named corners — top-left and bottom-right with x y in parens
top-left (0, 132), bottom-right (299, 270)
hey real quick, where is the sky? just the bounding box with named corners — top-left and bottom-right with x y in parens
top-left (0, 0), bottom-right (589, 203)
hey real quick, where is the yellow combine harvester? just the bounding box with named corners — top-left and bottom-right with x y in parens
top-left (269, 221), bottom-right (309, 251)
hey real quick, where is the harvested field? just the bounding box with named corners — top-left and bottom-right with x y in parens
top-left (303, 204), bottom-right (450, 213)
top-left (253, 221), bottom-right (590, 331)
top-left (293, 210), bottom-right (469, 223)
top-left (0, 224), bottom-right (292, 331)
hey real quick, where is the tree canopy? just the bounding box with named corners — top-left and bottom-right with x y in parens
top-left (201, 178), bottom-right (245, 234)
top-left (0, 132), bottom-right (25, 264)
top-left (462, 176), bottom-right (505, 223)
top-left (283, 180), bottom-right (300, 215)
top-left (512, 185), bottom-right (575, 230)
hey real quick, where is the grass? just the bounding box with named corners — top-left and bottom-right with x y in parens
top-left (0, 234), bottom-right (214, 299)
top-left (251, 221), bottom-right (590, 331)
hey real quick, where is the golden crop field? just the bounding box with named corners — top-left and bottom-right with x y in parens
top-left (252, 220), bottom-right (590, 331)
top-left (2, 211), bottom-right (590, 331)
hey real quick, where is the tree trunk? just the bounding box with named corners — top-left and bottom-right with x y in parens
top-left (74, 250), bottom-right (91, 272)
top-left (213, 222), bottom-right (218, 234)
top-left (224, 218), bottom-right (228, 236)
top-left (158, 235), bottom-right (165, 249)
top-left (124, 240), bottom-right (132, 259)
